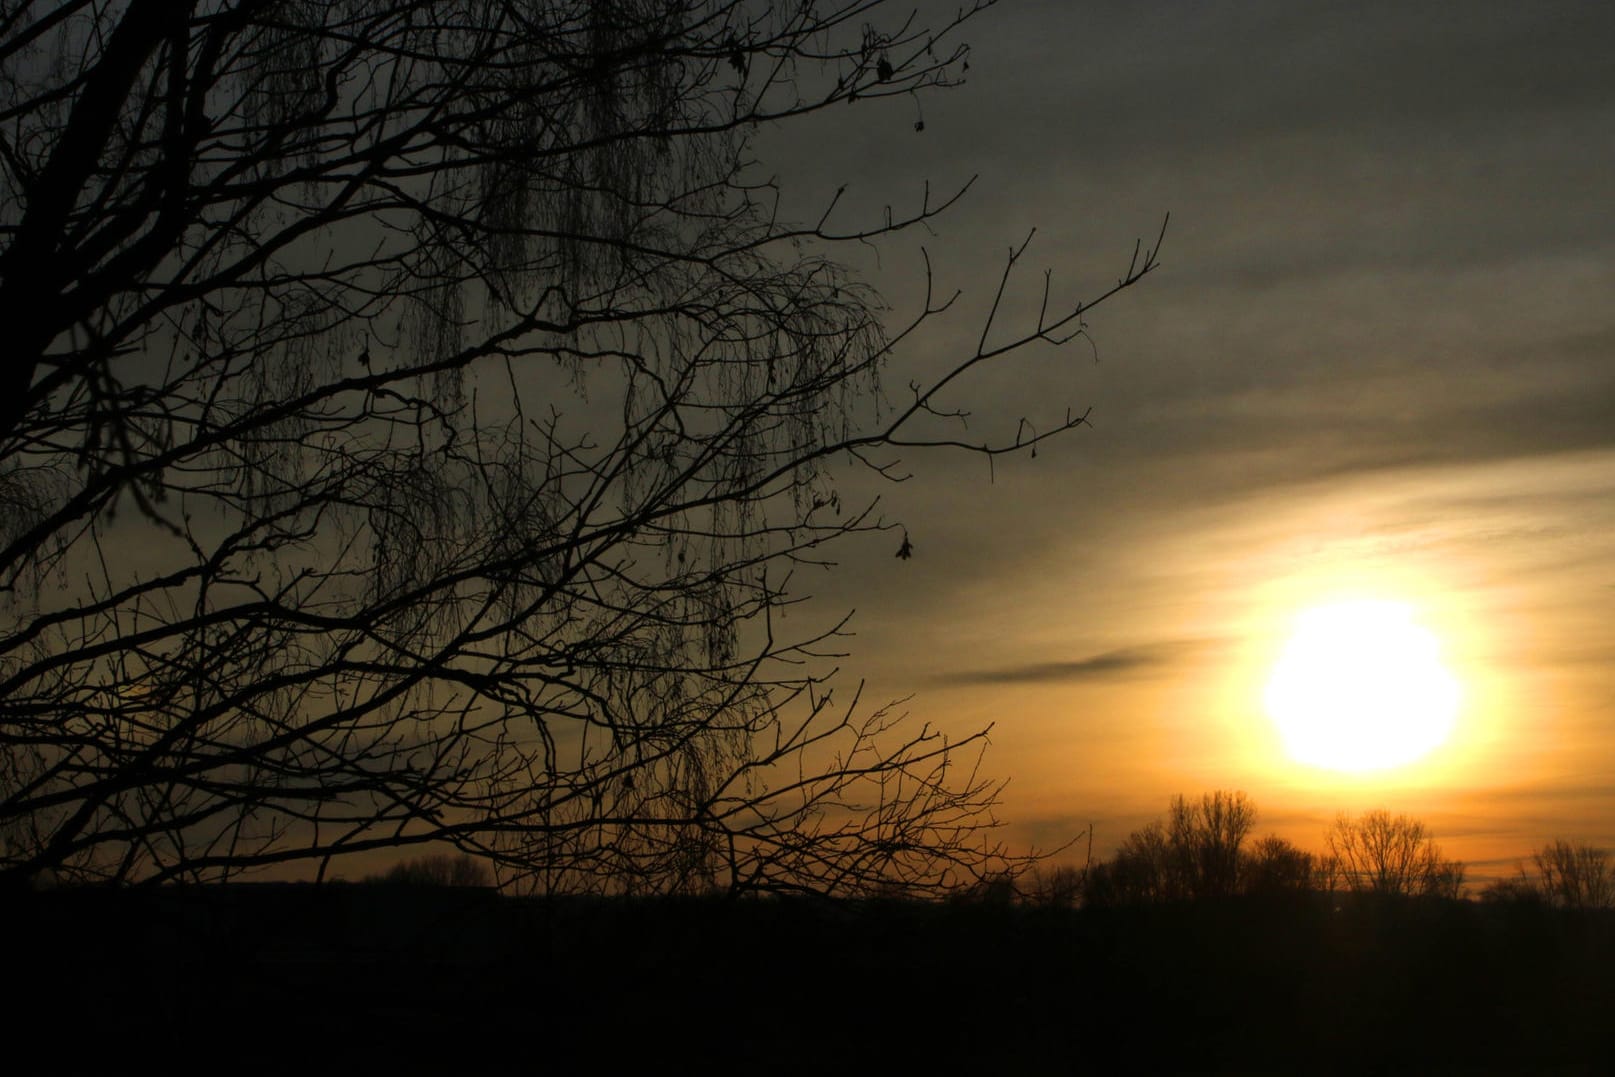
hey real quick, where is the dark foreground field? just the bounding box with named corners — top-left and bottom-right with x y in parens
top-left (9, 885), bottom-right (1612, 1075)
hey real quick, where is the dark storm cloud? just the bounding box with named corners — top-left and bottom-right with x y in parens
top-left (933, 639), bottom-right (1210, 686)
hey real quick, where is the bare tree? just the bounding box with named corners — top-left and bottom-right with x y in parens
top-left (0, 2), bottom-right (1160, 892)
top-left (1477, 872), bottom-right (1544, 906)
top-left (1083, 791), bottom-right (1256, 906)
top-left (367, 851), bottom-right (492, 888)
top-left (1240, 834), bottom-right (1313, 898)
top-left (1021, 862), bottom-right (1085, 908)
top-left (1167, 789), bottom-right (1254, 899)
top-left (1325, 811), bottom-right (1464, 899)
top-left (1106, 819), bottom-right (1177, 904)
top-left (1531, 840), bottom-right (1615, 910)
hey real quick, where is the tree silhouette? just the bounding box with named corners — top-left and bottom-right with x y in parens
top-left (1324, 810), bottom-right (1464, 899)
top-left (1240, 834), bottom-right (1314, 898)
top-left (1167, 789), bottom-right (1254, 899)
top-left (1084, 790), bottom-right (1256, 905)
top-left (1530, 840), bottom-right (1615, 909)
top-left (1021, 861), bottom-right (1087, 908)
top-left (367, 851), bottom-right (491, 888)
top-left (1105, 819), bottom-right (1177, 903)
top-left (0, 2), bottom-right (1160, 891)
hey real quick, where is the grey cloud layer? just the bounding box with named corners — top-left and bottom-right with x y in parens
top-left (933, 640), bottom-right (1210, 686)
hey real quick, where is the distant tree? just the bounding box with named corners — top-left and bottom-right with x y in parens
top-left (1116, 819), bottom-right (1177, 903)
top-left (1168, 790), bottom-right (1256, 899)
top-left (1082, 821), bottom-right (1166, 907)
top-left (1312, 854), bottom-right (1339, 895)
top-left (1022, 863), bottom-right (1086, 908)
top-left (954, 869), bottom-right (1020, 906)
top-left (1084, 791), bottom-right (1257, 906)
top-left (1240, 834), bottom-right (1314, 898)
top-left (1435, 860), bottom-right (1467, 900)
top-left (1477, 872), bottom-right (1544, 906)
top-left (369, 851), bottom-right (491, 888)
top-left (1325, 810), bottom-right (1464, 899)
top-left (1531, 840), bottom-right (1615, 910)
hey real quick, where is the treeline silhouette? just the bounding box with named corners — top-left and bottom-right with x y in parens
top-left (361, 851), bottom-right (493, 889)
top-left (1021, 789), bottom-right (1611, 912)
top-left (13, 870), bottom-right (1614, 1074)
top-left (12, 793), bottom-right (1613, 1073)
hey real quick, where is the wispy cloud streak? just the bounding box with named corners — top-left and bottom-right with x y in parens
top-left (934, 641), bottom-right (1210, 687)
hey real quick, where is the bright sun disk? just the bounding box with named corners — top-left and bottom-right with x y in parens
top-left (1264, 599), bottom-right (1461, 773)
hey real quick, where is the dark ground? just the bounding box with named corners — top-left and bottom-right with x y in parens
top-left (8, 885), bottom-right (1611, 1074)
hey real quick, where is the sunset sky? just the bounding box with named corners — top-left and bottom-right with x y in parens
top-left (756, 0), bottom-right (1615, 883)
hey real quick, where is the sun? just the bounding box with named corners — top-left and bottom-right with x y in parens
top-left (1264, 599), bottom-right (1461, 773)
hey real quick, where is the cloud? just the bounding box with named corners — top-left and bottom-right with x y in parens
top-left (933, 640), bottom-right (1208, 687)
top-left (1459, 781), bottom-right (1615, 810)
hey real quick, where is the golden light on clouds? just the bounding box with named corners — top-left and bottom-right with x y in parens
top-left (1264, 600), bottom-right (1460, 773)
